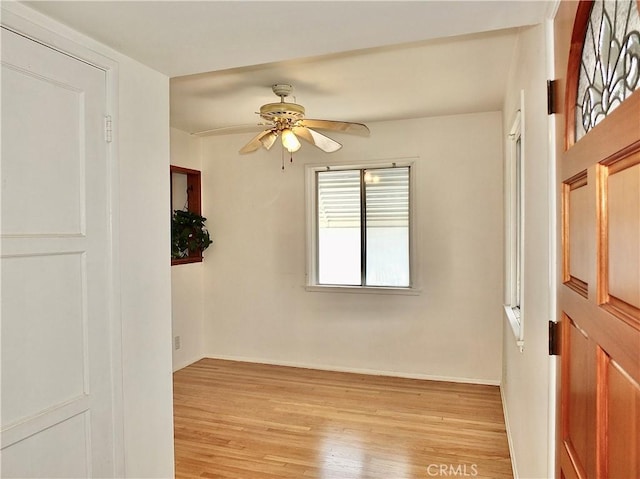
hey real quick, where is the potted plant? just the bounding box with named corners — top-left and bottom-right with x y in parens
top-left (171, 209), bottom-right (213, 259)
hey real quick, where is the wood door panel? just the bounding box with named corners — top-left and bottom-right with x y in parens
top-left (563, 173), bottom-right (591, 296)
top-left (559, 469), bottom-right (573, 479)
top-left (605, 160), bottom-right (640, 314)
top-left (561, 287), bottom-right (640, 384)
top-left (562, 315), bottom-right (596, 478)
top-left (559, 455), bottom-right (582, 479)
top-left (555, 3), bottom-right (640, 477)
top-left (606, 359), bottom-right (640, 479)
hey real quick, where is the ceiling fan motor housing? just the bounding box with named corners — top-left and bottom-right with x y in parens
top-left (259, 102), bottom-right (305, 123)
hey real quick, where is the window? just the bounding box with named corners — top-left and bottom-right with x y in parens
top-left (306, 161), bottom-right (415, 292)
top-left (574, 0), bottom-right (640, 142)
top-left (505, 98), bottom-right (524, 349)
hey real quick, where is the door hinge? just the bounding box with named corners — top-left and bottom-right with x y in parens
top-left (549, 320), bottom-right (560, 356)
top-left (547, 80), bottom-right (558, 115)
top-left (104, 115), bottom-right (113, 143)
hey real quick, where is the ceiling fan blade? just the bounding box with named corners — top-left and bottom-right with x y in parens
top-left (192, 124), bottom-right (266, 137)
top-left (298, 119), bottom-right (370, 137)
top-left (260, 131), bottom-right (278, 150)
top-left (239, 130), bottom-right (273, 154)
top-left (293, 127), bottom-right (342, 153)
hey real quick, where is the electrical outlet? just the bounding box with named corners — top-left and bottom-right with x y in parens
top-left (174, 336), bottom-right (181, 350)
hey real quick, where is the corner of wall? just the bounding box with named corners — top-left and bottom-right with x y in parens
top-left (500, 377), bottom-right (519, 479)
top-left (170, 127), bottom-right (206, 372)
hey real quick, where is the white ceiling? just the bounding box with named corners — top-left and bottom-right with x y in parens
top-left (170, 28), bottom-right (521, 134)
top-left (25, 1), bottom-right (552, 134)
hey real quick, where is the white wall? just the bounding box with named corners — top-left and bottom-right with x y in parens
top-left (171, 127), bottom-right (206, 371)
top-left (200, 112), bottom-right (505, 384)
top-left (501, 24), bottom-right (552, 479)
top-left (118, 55), bottom-right (174, 479)
top-left (2, 4), bottom-right (175, 477)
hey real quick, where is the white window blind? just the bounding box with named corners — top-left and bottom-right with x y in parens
top-left (316, 166), bottom-right (410, 287)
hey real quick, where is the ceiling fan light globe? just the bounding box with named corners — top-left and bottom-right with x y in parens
top-left (281, 129), bottom-right (301, 153)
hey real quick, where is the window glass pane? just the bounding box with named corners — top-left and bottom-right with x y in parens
top-left (317, 170), bottom-right (361, 285)
top-left (515, 137), bottom-right (522, 309)
top-left (365, 167), bottom-right (410, 287)
top-left (575, 0), bottom-right (640, 140)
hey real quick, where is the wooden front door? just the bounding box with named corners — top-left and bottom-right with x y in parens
top-left (554, 1), bottom-right (640, 478)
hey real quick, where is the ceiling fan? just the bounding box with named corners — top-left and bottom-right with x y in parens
top-left (238, 84), bottom-right (370, 155)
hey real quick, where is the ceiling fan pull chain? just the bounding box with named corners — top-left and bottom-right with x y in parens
top-left (281, 146), bottom-right (285, 171)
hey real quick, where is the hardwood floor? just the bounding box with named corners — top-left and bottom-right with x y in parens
top-left (173, 359), bottom-right (513, 479)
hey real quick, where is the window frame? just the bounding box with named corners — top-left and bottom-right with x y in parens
top-left (170, 165), bottom-right (203, 266)
top-left (305, 158), bottom-right (420, 295)
top-left (504, 93), bottom-right (525, 349)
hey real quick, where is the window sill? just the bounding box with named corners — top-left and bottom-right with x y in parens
top-left (305, 285), bottom-right (421, 296)
top-left (504, 305), bottom-right (524, 351)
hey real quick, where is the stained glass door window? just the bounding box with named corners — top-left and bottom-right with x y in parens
top-left (575, 0), bottom-right (640, 140)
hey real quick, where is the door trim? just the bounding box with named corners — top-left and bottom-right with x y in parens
top-left (1, 4), bottom-right (124, 475)
top-left (546, 8), bottom-right (560, 478)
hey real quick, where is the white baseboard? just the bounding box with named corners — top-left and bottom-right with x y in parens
top-left (501, 384), bottom-right (519, 479)
top-left (201, 353), bottom-right (501, 386)
top-left (172, 355), bottom-right (206, 373)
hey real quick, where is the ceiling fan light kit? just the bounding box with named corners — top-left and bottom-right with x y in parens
top-left (238, 84), bottom-right (370, 166)
top-left (281, 128), bottom-right (301, 153)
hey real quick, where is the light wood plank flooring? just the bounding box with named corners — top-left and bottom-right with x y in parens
top-left (173, 359), bottom-right (512, 478)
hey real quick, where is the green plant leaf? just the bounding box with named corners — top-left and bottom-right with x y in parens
top-left (171, 209), bottom-right (213, 258)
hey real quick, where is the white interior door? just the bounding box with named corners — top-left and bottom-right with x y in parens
top-left (1, 27), bottom-right (117, 477)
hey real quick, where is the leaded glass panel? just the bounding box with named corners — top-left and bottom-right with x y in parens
top-left (576, 0), bottom-right (640, 140)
